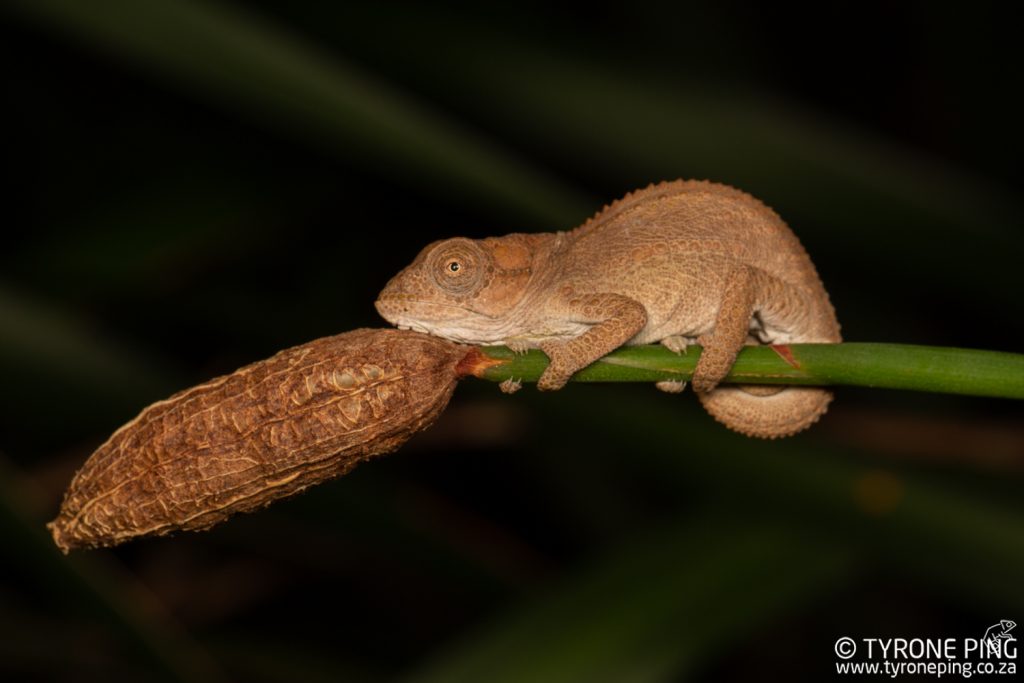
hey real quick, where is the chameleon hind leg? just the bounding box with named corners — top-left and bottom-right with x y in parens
top-left (691, 267), bottom-right (758, 393)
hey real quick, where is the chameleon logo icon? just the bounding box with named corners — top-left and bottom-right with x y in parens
top-left (982, 619), bottom-right (1016, 656)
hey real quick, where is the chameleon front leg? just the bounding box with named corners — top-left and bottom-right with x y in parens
top-left (537, 292), bottom-right (647, 391)
top-left (692, 267), bottom-right (758, 394)
top-left (655, 336), bottom-right (692, 393)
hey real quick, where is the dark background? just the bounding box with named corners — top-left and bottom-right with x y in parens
top-left (1, 1), bottom-right (1021, 681)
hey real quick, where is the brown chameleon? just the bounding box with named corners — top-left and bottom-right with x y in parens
top-left (375, 180), bottom-right (841, 438)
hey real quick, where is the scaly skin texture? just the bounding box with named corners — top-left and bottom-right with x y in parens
top-left (376, 180), bottom-right (841, 438)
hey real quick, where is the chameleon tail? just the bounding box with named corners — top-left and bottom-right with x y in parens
top-left (697, 386), bottom-right (833, 439)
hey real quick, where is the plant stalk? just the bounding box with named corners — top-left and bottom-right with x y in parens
top-left (458, 343), bottom-right (1024, 399)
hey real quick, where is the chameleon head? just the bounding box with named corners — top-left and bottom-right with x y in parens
top-left (375, 235), bottom-right (537, 344)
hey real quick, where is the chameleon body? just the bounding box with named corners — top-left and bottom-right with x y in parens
top-left (376, 180), bottom-right (841, 438)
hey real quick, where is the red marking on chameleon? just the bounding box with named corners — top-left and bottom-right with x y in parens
top-left (770, 344), bottom-right (801, 369)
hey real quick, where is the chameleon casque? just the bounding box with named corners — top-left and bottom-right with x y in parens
top-left (375, 180), bottom-right (841, 438)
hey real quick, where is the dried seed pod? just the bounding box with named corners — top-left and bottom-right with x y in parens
top-left (49, 328), bottom-right (468, 553)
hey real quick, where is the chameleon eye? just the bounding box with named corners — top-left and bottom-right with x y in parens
top-left (429, 239), bottom-right (487, 293)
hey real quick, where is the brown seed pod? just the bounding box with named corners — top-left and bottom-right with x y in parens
top-left (48, 328), bottom-right (468, 553)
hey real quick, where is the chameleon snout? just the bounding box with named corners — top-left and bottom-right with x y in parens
top-left (375, 288), bottom-right (442, 329)
top-left (374, 296), bottom-right (426, 334)
top-left (374, 273), bottom-right (414, 321)
top-left (374, 293), bottom-right (405, 324)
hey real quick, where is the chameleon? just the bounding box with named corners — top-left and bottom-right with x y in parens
top-left (375, 180), bottom-right (841, 438)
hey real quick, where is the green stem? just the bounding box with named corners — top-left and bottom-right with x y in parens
top-left (465, 343), bottom-right (1024, 399)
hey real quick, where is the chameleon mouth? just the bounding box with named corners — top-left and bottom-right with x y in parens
top-left (374, 295), bottom-right (513, 345)
top-left (395, 322), bottom-right (433, 335)
top-left (375, 296), bottom-right (497, 321)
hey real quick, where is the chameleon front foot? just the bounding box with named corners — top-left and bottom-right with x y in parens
top-left (660, 335), bottom-right (691, 355)
top-left (658, 338), bottom-right (692, 393)
top-left (499, 378), bottom-right (523, 394)
top-left (655, 379), bottom-right (687, 393)
top-left (504, 338), bottom-right (533, 355)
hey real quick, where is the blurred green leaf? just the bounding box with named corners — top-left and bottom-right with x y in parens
top-left (2, 0), bottom-right (592, 227)
top-left (16, 175), bottom-right (275, 291)
top-left (0, 285), bottom-right (174, 404)
top-left (404, 516), bottom-right (852, 683)
top-left (212, 634), bottom-right (384, 683)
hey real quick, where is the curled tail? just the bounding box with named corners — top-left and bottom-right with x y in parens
top-left (697, 385), bottom-right (834, 439)
top-left (690, 261), bottom-right (840, 439)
